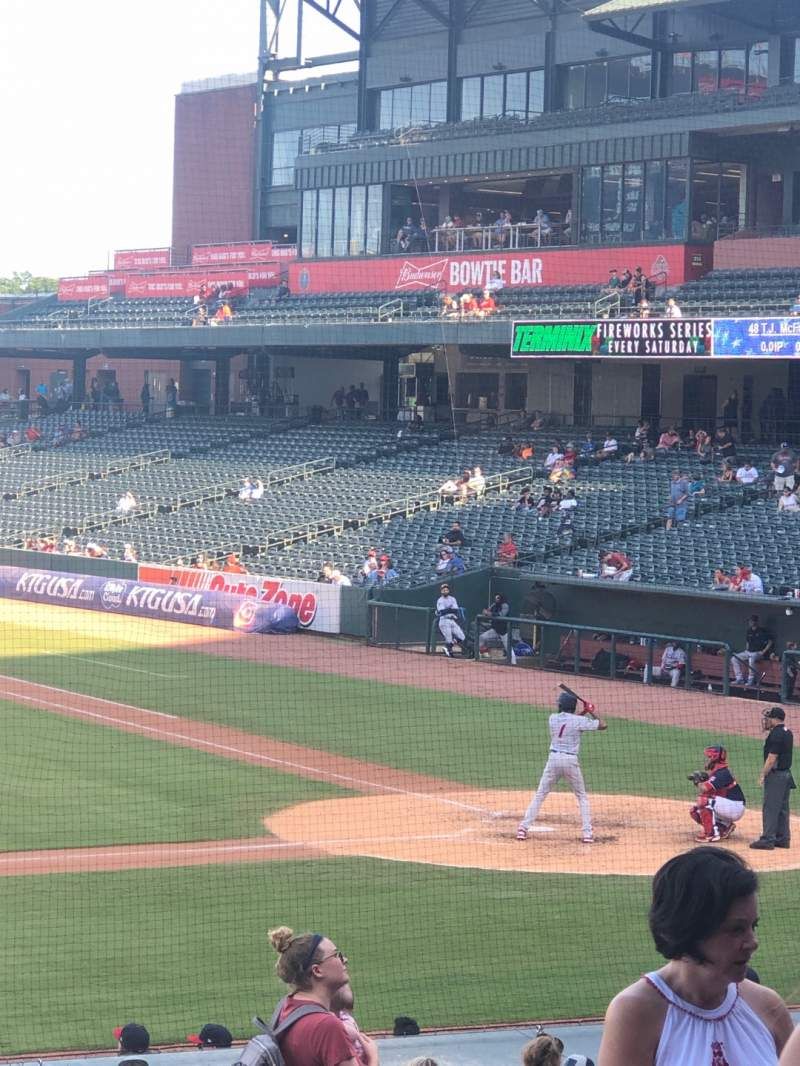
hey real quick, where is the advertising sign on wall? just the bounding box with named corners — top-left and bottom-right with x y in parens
top-left (124, 270), bottom-right (250, 299)
top-left (289, 244), bottom-right (703, 295)
top-left (713, 318), bottom-right (800, 357)
top-left (511, 318), bottom-right (713, 358)
top-left (138, 564), bottom-right (341, 633)
top-left (57, 276), bottom-right (111, 302)
top-left (191, 241), bottom-right (274, 266)
top-left (113, 248), bottom-right (172, 271)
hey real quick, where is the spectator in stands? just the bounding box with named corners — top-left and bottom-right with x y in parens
top-left (665, 296), bottom-right (683, 319)
top-left (770, 442), bottom-right (797, 494)
top-left (397, 217), bottom-right (421, 252)
top-left (521, 1034), bottom-right (563, 1066)
top-left (437, 545), bottom-right (465, 576)
top-left (528, 410), bottom-right (546, 431)
top-left (498, 435), bottom-right (515, 457)
top-left (330, 569), bottom-right (352, 587)
top-left (455, 469), bottom-right (472, 501)
top-left (665, 470), bottom-right (690, 530)
top-left (486, 270), bottom-right (504, 295)
top-left (476, 290), bottom-right (497, 317)
top-left (514, 486), bottom-right (533, 511)
top-left (332, 385), bottom-right (346, 418)
top-left (24, 425), bottom-right (41, 443)
top-left (251, 478), bottom-right (265, 501)
top-left (714, 425), bottom-right (737, 460)
top-left (712, 567), bottom-right (733, 590)
top-left (515, 441), bottom-right (535, 461)
top-left (732, 614), bottom-right (774, 687)
top-left (192, 304), bottom-right (209, 326)
top-left (778, 485), bottom-right (800, 513)
top-left (438, 476), bottom-right (459, 502)
top-left (496, 532), bottom-right (519, 567)
top-left (638, 297), bottom-right (652, 318)
top-left (715, 460), bottom-right (733, 486)
top-left (376, 556), bottom-right (399, 584)
top-left (71, 420), bottom-right (87, 442)
top-left (790, 294), bottom-right (800, 317)
top-left (166, 378), bottom-right (178, 413)
top-left (267, 926), bottom-right (371, 1066)
top-left (492, 210), bottom-right (513, 247)
top-left (345, 386), bottom-right (359, 418)
top-left (530, 208), bottom-right (551, 245)
top-left (356, 383), bottom-right (369, 417)
top-left (692, 428), bottom-right (712, 461)
top-left (239, 477), bottom-right (255, 502)
top-left (656, 426), bottom-right (680, 454)
top-left (597, 848), bottom-right (793, 1066)
top-left (459, 291), bottom-right (479, 317)
top-left (722, 388), bottom-right (739, 430)
top-left (731, 565), bottom-right (765, 596)
top-left (594, 434), bottom-right (619, 461)
top-left (275, 279), bottom-right (290, 300)
top-left (0, 388), bottom-right (8, 402)
top-left (544, 442), bottom-right (564, 472)
top-left (439, 294), bottom-right (459, 318)
top-left (123, 544), bottom-right (139, 563)
top-left (439, 521), bottom-right (466, 547)
top-left (316, 562), bottom-right (334, 583)
top-left (140, 380), bottom-right (150, 416)
top-left (631, 266), bottom-right (647, 304)
top-left (735, 460), bottom-right (759, 486)
top-left (224, 553), bottom-right (248, 574)
top-left (535, 485), bottom-right (554, 517)
top-left (116, 491), bottom-right (137, 514)
top-left (600, 550), bottom-right (633, 582)
top-left (604, 269), bottom-right (620, 294)
top-left (467, 465), bottom-right (486, 497)
top-left (645, 641), bottom-right (687, 687)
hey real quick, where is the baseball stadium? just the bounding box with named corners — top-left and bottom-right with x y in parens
top-left (3, 1), bottom-right (800, 1064)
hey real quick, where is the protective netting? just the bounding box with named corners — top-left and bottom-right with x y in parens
top-left (1, 588), bottom-right (799, 1054)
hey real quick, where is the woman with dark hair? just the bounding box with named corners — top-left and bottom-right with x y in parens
top-left (268, 926), bottom-right (376, 1066)
top-left (598, 848), bottom-right (792, 1065)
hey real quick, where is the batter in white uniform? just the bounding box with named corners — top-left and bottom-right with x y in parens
top-left (517, 689), bottom-right (607, 843)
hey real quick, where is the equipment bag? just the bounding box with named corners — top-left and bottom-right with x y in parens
top-left (234, 1001), bottom-right (328, 1066)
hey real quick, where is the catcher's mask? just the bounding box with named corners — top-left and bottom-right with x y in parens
top-left (704, 744), bottom-right (727, 771)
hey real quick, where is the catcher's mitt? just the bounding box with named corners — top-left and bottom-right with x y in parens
top-left (688, 770), bottom-right (709, 786)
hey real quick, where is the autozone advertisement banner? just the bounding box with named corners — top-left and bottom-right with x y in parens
top-left (0, 566), bottom-right (306, 633)
top-left (125, 270), bottom-right (250, 298)
top-left (191, 241), bottom-right (274, 266)
top-left (58, 276), bottom-right (111, 301)
top-left (138, 564), bottom-right (341, 633)
top-left (113, 248), bottom-right (172, 270)
top-left (289, 244), bottom-right (704, 294)
top-left (512, 318), bottom-right (713, 358)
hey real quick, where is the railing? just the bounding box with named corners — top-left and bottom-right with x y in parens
top-left (378, 298), bottom-right (404, 321)
top-left (472, 616), bottom-right (733, 693)
top-left (428, 220), bottom-right (571, 254)
top-left (1, 449), bottom-right (171, 501)
top-left (0, 443), bottom-right (32, 461)
top-left (594, 290), bottom-right (620, 318)
top-left (780, 649), bottom-right (800, 703)
top-left (368, 601), bottom-right (436, 652)
top-left (259, 464), bottom-right (534, 551)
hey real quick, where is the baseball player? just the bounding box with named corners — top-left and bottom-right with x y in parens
top-left (435, 582), bottom-right (465, 657)
top-left (517, 689), bottom-right (607, 844)
top-left (689, 744), bottom-right (746, 842)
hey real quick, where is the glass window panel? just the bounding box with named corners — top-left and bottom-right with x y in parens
top-left (644, 160), bottom-right (665, 240)
top-left (339, 122), bottom-right (357, 143)
top-left (720, 49), bottom-right (745, 93)
top-left (301, 190), bottom-right (317, 258)
top-left (565, 65), bottom-right (586, 109)
top-left (380, 91), bottom-right (393, 128)
top-left (629, 54), bottom-right (652, 98)
top-left (271, 129), bottom-right (300, 186)
top-left (392, 85), bottom-right (411, 127)
top-left (366, 184), bottom-right (383, 255)
top-left (601, 164), bottom-right (623, 241)
top-left (528, 69), bottom-right (544, 115)
top-left (349, 185), bottom-right (366, 255)
top-left (580, 165), bottom-right (602, 242)
top-left (795, 40), bottom-right (800, 84)
top-left (747, 42), bottom-right (768, 96)
top-left (316, 188), bottom-right (334, 258)
top-left (505, 71), bottom-right (527, 117)
top-left (671, 52), bottom-right (692, 95)
top-left (460, 77), bottom-right (481, 120)
top-left (586, 62), bottom-right (607, 106)
top-left (693, 51), bottom-right (718, 94)
top-left (666, 158), bottom-right (689, 238)
top-left (606, 59), bottom-right (629, 102)
top-left (410, 82), bottom-right (431, 124)
top-left (690, 160), bottom-right (719, 240)
top-left (482, 74), bottom-right (504, 117)
top-left (333, 187), bottom-right (349, 257)
top-left (623, 163), bottom-right (644, 241)
top-left (430, 80), bottom-right (447, 123)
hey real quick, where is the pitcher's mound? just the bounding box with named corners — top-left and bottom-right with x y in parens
top-left (265, 790), bottom-right (800, 876)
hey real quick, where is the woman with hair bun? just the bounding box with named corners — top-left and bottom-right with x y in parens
top-left (267, 925), bottom-right (377, 1066)
top-left (521, 1033), bottom-right (564, 1066)
top-left (598, 848), bottom-right (792, 1065)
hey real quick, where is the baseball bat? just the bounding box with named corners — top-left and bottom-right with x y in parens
top-left (558, 681), bottom-right (587, 706)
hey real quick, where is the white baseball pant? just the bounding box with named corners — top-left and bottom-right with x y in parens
top-left (438, 616), bottom-right (465, 645)
top-left (732, 650), bottom-right (763, 684)
top-left (520, 752), bottom-right (592, 836)
top-left (708, 796), bottom-right (745, 826)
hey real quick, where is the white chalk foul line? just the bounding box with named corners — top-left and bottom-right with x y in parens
top-left (0, 674), bottom-right (178, 719)
top-left (56, 655), bottom-right (188, 680)
top-left (0, 676), bottom-right (494, 816)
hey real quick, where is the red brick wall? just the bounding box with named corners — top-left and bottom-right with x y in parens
top-left (171, 84), bottom-right (257, 266)
top-left (713, 236), bottom-right (800, 271)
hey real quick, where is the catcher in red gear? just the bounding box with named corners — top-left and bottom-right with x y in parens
top-left (688, 744), bottom-right (746, 843)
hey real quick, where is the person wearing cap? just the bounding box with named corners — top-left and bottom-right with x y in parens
top-left (187, 1024), bottom-right (233, 1049)
top-left (435, 583), bottom-right (465, 657)
top-left (751, 707), bottom-right (795, 850)
top-left (114, 1023), bottom-right (150, 1054)
top-left (770, 443), bottom-right (797, 495)
top-left (732, 615), bottom-right (774, 687)
top-left (224, 553), bottom-right (247, 574)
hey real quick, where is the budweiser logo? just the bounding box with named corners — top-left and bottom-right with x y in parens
top-left (395, 259), bottom-right (448, 290)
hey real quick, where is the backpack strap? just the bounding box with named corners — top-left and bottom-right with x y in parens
top-left (272, 1003), bottom-right (329, 1039)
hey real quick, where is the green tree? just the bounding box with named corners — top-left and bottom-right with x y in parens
top-left (0, 271), bottom-right (58, 294)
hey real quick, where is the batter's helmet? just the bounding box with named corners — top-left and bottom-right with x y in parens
top-left (558, 691), bottom-right (578, 712)
top-left (704, 744), bottom-right (727, 771)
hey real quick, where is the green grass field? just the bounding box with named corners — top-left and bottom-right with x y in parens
top-left (1, 615), bottom-right (799, 1053)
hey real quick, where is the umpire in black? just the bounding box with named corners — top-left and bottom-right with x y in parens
top-left (751, 706), bottom-right (795, 850)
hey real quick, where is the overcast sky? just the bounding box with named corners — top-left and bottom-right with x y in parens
top-left (0, 0), bottom-right (266, 279)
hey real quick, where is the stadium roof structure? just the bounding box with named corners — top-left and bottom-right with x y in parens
top-left (583, 0), bottom-right (724, 17)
